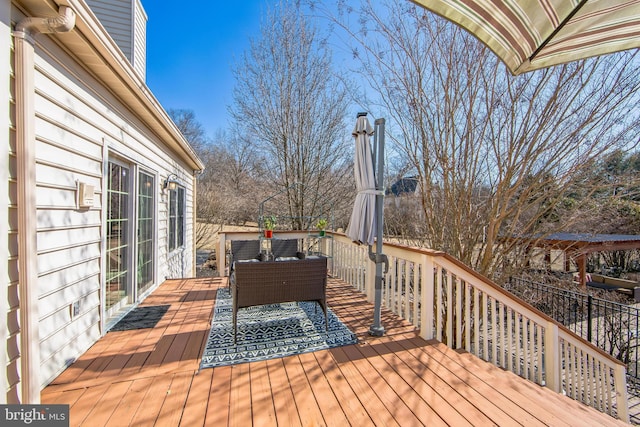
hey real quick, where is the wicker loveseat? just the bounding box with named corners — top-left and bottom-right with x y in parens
top-left (231, 255), bottom-right (328, 340)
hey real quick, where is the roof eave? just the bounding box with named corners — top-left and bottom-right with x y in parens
top-left (20, 0), bottom-right (204, 171)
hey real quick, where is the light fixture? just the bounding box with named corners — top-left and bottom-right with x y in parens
top-left (163, 173), bottom-right (179, 191)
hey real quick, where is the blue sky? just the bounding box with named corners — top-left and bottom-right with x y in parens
top-left (144, 2), bottom-right (265, 137)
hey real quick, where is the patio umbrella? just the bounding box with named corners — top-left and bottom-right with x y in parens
top-left (346, 113), bottom-right (377, 246)
top-left (346, 113), bottom-right (388, 336)
top-left (410, 0), bottom-right (640, 75)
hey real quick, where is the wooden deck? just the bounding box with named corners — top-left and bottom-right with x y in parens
top-left (42, 276), bottom-right (629, 426)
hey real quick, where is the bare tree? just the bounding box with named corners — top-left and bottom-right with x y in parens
top-left (168, 110), bottom-right (265, 247)
top-left (205, 129), bottom-right (269, 226)
top-left (168, 109), bottom-right (210, 156)
top-left (230, 0), bottom-right (354, 229)
top-left (323, 1), bottom-right (640, 278)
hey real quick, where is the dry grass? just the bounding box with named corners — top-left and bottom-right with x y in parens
top-left (196, 222), bottom-right (259, 251)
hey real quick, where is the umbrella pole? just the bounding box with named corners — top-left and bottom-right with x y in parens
top-left (369, 118), bottom-right (387, 337)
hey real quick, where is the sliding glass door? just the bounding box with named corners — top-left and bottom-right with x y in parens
top-left (105, 160), bottom-right (157, 320)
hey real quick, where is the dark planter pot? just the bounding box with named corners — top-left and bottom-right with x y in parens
top-left (264, 230), bottom-right (273, 238)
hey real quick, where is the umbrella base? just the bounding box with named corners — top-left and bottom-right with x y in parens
top-left (368, 325), bottom-right (385, 337)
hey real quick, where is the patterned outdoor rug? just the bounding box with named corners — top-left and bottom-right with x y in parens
top-left (199, 288), bottom-right (358, 368)
top-left (109, 304), bottom-right (170, 331)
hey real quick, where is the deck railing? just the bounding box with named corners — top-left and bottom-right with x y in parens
top-left (219, 231), bottom-right (629, 422)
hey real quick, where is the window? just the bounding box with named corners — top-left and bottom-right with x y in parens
top-left (169, 186), bottom-right (185, 251)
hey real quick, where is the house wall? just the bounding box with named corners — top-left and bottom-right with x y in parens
top-left (6, 3), bottom-right (195, 397)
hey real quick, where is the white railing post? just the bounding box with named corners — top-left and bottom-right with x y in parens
top-left (218, 233), bottom-right (227, 276)
top-left (614, 364), bottom-right (629, 423)
top-left (544, 321), bottom-right (560, 392)
top-left (365, 252), bottom-right (376, 303)
top-left (420, 254), bottom-right (434, 340)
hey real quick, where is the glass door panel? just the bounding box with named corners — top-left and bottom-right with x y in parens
top-left (137, 171), bottom-right (155, 294)
top-left (106, 162), bottom-right (130, 315)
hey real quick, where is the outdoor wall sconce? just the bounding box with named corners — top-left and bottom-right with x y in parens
top-left (163, 173), bottom-right (179, 191)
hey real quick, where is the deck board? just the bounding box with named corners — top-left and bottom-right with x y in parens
top-left (396, 336), bottom-right (547, 426)
top-left (204, 366), bottom-right (231, 426)
top-left (178, 367), bottom-right (212, 427)
top-left (280, 355), bottom-right (322, 426)
top-left (250, 361), bottom-right (279, 426)
top-left (42, 276), bottom-right (629, 426)
top-left (340, 342), bottom-right (427, 426)
top-left (229, 362), bottom-right (253, 427)
top-left (266, 358), bottom-right (301, 427)
top-left (313, 350), bottom-right (373, 426)
top-left (110, 377), bottom-right (154, 427)
top-left (297, 350), bottom-right (351, 426)
top-left (371, 338), bottom-right (489, 426)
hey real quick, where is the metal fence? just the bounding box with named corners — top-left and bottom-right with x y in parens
top-left (507, 277), bottom-right (640, 393)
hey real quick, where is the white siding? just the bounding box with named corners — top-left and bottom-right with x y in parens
top-left (25, 24), bottom-right (195, 386)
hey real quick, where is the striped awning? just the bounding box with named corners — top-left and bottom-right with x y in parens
top-left (410, 0), bottom-right (640, 75)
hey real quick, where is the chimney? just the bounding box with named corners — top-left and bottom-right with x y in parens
top-left (86, 0), bottom-right (147, 80)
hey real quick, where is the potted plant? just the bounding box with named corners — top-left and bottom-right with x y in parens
top-left (316, 218), bottom-right (328, 236)
top-left (263, 215), bottom-right (276, 238)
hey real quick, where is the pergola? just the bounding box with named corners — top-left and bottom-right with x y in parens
top-left (515, 233), bottom-right (640, 288)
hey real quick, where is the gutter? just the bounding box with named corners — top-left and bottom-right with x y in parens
top-left (64, 0), bottom-right (204, 172)
top-left (13, 5), bottom-right (76, 404)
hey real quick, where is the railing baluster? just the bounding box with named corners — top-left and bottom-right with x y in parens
top-left (538, 324), bottom-right (543, 384)
top-left (404, 261), bottom-right (412, 321)
top-left (413, 262), bottom-right (420, 325)
top-left (436, 265), bottom-right (443, 343)
top-left (529, 320), bottom-right (536, 382)
top-left (507, 306), bottom-right (513, 372)
top-left (446, 270), bottom-right (453, 346)
top-left (491, 298), bottom-right (497, 364)
top-left (465, 281), bottom-right (471, 351)
top-left (596, 360), bottom-right (604, 411)
top-left (384, 255), bottom-right (391, 309)
top-left (399, 259), bottom-right (405, 319)
top-left (565, 340), bottom-right (572, 398)
top-left (516, 314), bottom-right (522, 376)
top-left (498, 301), bottom-right (504, 367)
top-left (482, 292), bottom-right (489, 361)
top-left (456, 276), bottom-right (462, 349)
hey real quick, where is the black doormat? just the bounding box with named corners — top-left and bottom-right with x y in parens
top-left (109, 305), bottom-right (170, 331)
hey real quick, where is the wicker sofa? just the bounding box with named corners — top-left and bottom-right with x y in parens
top-left (231, 255), bottom-right (328, 340)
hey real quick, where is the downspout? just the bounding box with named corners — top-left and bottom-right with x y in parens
top-left (13, 5), bottom-right (76, 404)
top-left (192, 169), bottom-right (203, 276)
top-left (192, 172), bottom-right (197, 276)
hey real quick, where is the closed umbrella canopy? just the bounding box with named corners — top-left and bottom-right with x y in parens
top-left (410, 0), bottom-right (640, 75)
top-left (346, 114), bottom-right (377, 245)
top-left (346, 113), bottom-right (388, 336)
